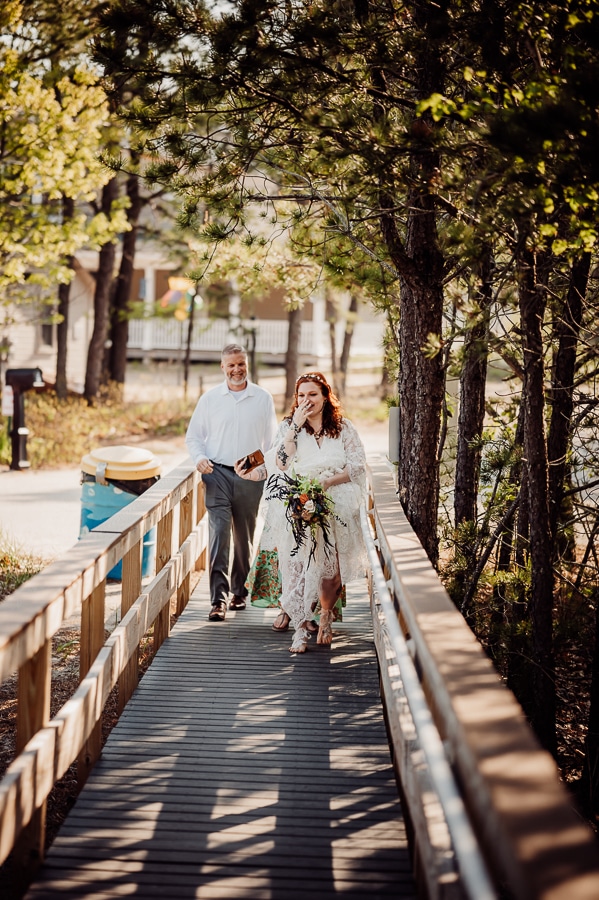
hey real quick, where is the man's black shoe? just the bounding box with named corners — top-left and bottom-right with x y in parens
top-left (229, 595), bottom-right (247, 610)
top-left (208, 601), bottom-right (227, 621)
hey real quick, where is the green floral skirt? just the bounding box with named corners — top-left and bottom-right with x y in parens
top-left (246, 549), bottom-right (346, 620)
top-left (246, 549), bottom-right (281, 608)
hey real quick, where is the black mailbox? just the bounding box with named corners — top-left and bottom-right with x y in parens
top-left (5, 367), bottom-right (44, 470)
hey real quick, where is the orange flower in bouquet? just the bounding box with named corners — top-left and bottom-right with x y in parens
top-left (266, 472), bottom-right (344, 565)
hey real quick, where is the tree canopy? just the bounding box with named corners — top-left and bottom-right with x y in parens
top-left (3, 0), bottom-right (599, 794)
top-left (0, 5), bottom-right (128, 308)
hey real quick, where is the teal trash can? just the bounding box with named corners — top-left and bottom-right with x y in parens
top-left (79, 445), bottom-right (161, 580)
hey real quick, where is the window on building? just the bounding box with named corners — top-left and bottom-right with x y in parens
top-left (40, 321), bottom-right (54, 347)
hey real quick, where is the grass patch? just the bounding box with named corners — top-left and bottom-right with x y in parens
top-left (0, 532), bottom-right (44, 602)
top-left (347, 398), bottom-right (390, 423)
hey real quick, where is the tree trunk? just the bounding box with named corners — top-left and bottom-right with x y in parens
top-left (454, 249), bottom-right (492, 526)
top-left (398, 289), bottom-right (444, 564)
top-left (55, 276), bottom-right (72, 401)
top-left (394, 189), bottom-right (445, 565)
top-left (55, 196), bottom-right (75, 400)
top-left (325, 291), bottom-right (339, 392)
top-left (579, 591), bottom-right (599, 818)
top-left (547, 254), bottom-right (590, 550)
top-left (337, 294), bottom-right (358, 398)
top-left (518, 245), bottom-right (557, 756)
top-left (499, 404), bottom-right (532, 700)
top-left (284, 305), bottom-right (302, 412)
top-left (84, 177), bottom-right (119, 404)
top-left (183, 288), bottom-right (196, 400)
top-left (108, 169), bottom-right (142, 389)
top-left (382, 3), bottom-right (447, 566)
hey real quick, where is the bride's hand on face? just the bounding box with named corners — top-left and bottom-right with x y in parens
top-left (292, 398), bottom-right (313, 429)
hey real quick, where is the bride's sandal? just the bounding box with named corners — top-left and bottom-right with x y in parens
top-left (317, 609), bottom-right (334, 646)
top-left (272, 611), bottom-right (290, 632)
top-left (289, 626), bottom-right (310, 654)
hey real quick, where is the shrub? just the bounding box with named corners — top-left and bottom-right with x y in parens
top-left (0, 390), bottom-right (195, 469)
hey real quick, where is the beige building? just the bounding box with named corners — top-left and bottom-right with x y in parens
top-left (2, 249), bottom-right (384, 389)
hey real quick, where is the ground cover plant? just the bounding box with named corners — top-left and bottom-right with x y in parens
top-left (0, 388), bottom-right (196, 469)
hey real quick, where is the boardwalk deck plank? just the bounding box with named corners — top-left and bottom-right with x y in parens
top-left (25, 577), bottom-right (415, 900)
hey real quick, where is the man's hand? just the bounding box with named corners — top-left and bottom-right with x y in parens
top-left (234, 459), bottom-right (252, 479)
top-left (196, 457), bottom-right (214, 475)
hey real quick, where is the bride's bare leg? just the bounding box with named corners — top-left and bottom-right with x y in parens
top-left (318, 570), bottom-right (341, 645)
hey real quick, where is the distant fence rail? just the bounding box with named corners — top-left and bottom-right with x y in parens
top-left (127, 317), bottom-right (317, 360)
top-left (126, 316), bottom-right (385, 363)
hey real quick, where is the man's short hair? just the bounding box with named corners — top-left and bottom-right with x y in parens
top-left (221, 343), bottom-right (247, 359)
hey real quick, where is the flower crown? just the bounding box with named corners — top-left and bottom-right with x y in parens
top-left (295, 372), bottom-right (327, 388)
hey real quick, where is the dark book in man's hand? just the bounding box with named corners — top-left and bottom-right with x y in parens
top-left (237, 449), bottom-right (265, 473)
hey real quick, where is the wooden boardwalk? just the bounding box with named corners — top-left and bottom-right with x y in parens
top-left (25, 577), bottom-right (415, 900)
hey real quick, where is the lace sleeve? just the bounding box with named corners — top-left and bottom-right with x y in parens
top-left (275, 419), bottom-right (289, 443)
top-left (273, 416), bottom-right (296, 470)
top-left (264, 420), bottom-right (289, 476)
top-left (341, 419), bottom-right (367, 486)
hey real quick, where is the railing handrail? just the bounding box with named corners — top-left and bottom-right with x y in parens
top-left (0, 460), bottom-right (208, 872)
top-left (361, 503), bottom-right (496, 900)
top-left (0, 462), bottom-right (200, 683)
top-left (366, 458), bottom-right (599, 900)
top-left (2, 455), bottom-right (599, 900)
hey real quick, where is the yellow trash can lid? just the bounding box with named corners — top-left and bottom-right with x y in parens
top-left (81, 445), bottom-right (161, 481)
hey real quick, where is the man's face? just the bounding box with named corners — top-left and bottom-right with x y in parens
top-left (221, 351), bottom-right (248, 389)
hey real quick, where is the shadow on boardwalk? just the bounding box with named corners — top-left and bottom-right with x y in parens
top-left (25, 577), bottom-right (415, 900)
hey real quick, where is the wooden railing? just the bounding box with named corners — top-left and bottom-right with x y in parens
top-left (2, 456), bottom-right (599, 900)
top-left (0, 461), bottom-right (207, 876)
top-left (365, 458), bottom-right (599, 900)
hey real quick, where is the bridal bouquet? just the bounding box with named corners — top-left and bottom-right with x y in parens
top-left (266, 472), bottom-right (340, 565)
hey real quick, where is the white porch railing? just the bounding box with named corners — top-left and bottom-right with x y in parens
top-left (127, 317), bottom-right (316, 357)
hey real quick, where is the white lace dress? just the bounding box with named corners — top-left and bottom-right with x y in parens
top-left (269, 418), bottom-right (367, 632)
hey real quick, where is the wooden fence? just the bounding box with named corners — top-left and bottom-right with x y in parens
top-left (1, 457), bottom-right (599, 900)
top-left (0, 462), bottom-right (207, 876)
top-left (365, 459), bottom-right (599, 900)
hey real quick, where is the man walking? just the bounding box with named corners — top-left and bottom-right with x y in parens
top-left (186, 344), bottom-right (278, 621)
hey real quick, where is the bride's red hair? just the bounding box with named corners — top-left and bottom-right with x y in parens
top-left (287, 372), bottom-right (344, 439)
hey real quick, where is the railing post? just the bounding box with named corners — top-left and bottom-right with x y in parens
top-left (154, 509), bottom-right (174, 653)
top-left (195, 479), bottom-right (206, 573)
top-left (13, 639), bottom-right (52, 878)
top-left (78, 579), bottom-right (106, 788)
top-left (118, 539), bottom-right (143, 713)
top-left (176, 489), bottom-right (193, 615)
top-left (0, 464), bottom-right (214, 874)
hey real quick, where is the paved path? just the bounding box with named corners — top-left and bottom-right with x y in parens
top-left (0, 424), bottom-right (387, 561)
top-left (0, 443), bottom-right (189, 560)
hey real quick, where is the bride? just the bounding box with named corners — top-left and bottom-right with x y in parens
top-left (236, 372), bottom-right (367, 654)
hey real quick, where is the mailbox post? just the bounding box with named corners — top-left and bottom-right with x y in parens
top-left (5, 368), bottom-right (44, 470)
